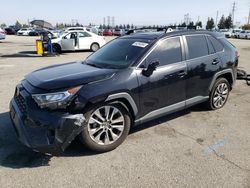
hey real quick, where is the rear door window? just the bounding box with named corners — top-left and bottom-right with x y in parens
top-left (186, 35), bottom-right (209, 59)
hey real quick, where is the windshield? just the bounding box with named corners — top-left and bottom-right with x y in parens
top-left (85, 38), bottom-right (152, 69)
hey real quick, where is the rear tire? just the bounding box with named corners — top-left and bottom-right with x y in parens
top-left (207, 78), bottom-right (230, 110)
top-left (52, 44), bottom-right (61, 54)
top-left (80, 103), bottom-right (131, 153)
top-left (90, 43), bottom-right (100, 52)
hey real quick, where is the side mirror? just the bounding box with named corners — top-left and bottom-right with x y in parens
top-left (142, 61), bottom-right (159, 77)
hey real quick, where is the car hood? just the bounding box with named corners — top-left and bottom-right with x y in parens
top-left (25, 62), bottom-right (117, 91)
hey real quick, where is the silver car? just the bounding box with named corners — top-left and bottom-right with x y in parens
top-left (0, 28), bottom-right (6, 40)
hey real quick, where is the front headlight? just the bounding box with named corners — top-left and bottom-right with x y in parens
top-left (32, 86), bottom-right (81, 109)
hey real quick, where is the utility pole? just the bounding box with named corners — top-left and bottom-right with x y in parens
top-left (232, 1), bottom-right (236, 27)
top-left (248, 7), bottom-right (250, 24)
top-left (215, 11), bottom-right (219, 29)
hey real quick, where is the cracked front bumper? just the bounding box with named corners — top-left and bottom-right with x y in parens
top-left (9, 98), bottom-right (86, 155)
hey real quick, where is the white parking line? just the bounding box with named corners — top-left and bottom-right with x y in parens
top-left (0, 65), bottom-right (15, 68)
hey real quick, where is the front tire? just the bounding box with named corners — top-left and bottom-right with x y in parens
top-left (207, 78), bottom-right (230, 110)
top-left (80, 103), bottom-right (131, 152)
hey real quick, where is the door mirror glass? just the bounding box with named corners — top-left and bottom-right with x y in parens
top-left (142, 61), bottom-right (159, 77)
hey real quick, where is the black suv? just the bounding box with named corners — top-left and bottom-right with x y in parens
top-left (10, 31), bottom-right (238, 155)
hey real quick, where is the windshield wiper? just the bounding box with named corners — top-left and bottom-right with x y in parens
top-left (86, 63), bottom-right (103, 69)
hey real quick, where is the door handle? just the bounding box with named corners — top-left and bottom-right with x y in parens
top-left (212, 58), bottom-right (220, 65)
top-left (178, 70), bottom-right (187, 77)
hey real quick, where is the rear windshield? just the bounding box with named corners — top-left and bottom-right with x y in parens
top-left (85, 38), bottom-right (152, 69)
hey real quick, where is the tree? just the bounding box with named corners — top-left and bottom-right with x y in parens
top-left (225, 14), bottom-right (233, 29)
top-left (179, 22), bottom-right (186, 27)
top-left (196, 21), bottom-right (202, 28)
top-left (119, 24), bottom-right (123, 29)
top-left (22, 24), bottom-right (29, 28)
top-left (206, 18), bottom-right (215, 30)
top-left (126, 24), bottom-right (130, 29)
top-left (242, 24), bottom-right (250, 30)
top-left (131, 24), bottom-right (134, 29)
top-left (0, 23), bottom-right (6, 28)
top-left (218, 15), bottom-right (226, 29)
top-left (15, 20), bottom-right (22, 29)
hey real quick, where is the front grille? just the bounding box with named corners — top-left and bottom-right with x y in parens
top-left (14, 92), bottom-right (27, 114)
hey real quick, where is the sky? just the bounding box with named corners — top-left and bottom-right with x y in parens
top-left (0, 0), bottom-right (249, 27)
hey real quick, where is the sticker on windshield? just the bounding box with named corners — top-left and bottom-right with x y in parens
top-left (132, 42), bottom-right (149, 48)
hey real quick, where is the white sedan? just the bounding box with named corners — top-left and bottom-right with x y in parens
top-left (17, 28), bottom-right (33, 36)
top-left (51, 30), bottom-right (106, 53)
top-left (239, 30), bottom-right (250, 39)
top-left (0, 28), bottom-right (6, 40)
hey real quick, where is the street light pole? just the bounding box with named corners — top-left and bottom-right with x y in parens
top-left (248, 8), bottom-right (250, 24)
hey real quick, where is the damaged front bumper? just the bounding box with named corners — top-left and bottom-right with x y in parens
top-left (9, 94), bottom-right (86, 155)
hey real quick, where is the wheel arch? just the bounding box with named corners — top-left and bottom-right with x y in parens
top-left (209, 69), bottom-right (235, 91)
top-left (105, 92), bottom-right (138, 120)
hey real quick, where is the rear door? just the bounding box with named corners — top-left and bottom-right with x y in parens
top-left (184, 34), bottom-right (222, 101)
top-left (137, 37), bottom-right (187, 117)
top-left (78, 32), bottom-right (93, 50)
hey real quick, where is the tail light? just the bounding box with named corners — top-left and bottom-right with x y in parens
top-left (236, 50), bottom-right (240, 58)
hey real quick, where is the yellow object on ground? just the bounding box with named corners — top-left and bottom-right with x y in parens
top-left (36, 40), bottom-right (44, 55)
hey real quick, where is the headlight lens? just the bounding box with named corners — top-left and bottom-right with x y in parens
top-left (32, 86), bottom-right (81, 109)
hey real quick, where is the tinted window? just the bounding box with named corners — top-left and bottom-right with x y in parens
top-left (147, 37), bottom-right (182, 66)
top-left (206, 36), bottom-right (215, 54)
top-left (208, 36), bottom-right (224, 52)
top-left (186, 35), bottom-right (209, 59)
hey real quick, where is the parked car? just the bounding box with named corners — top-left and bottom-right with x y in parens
top-left (239, 30), bottom-right (250, 39)
top-left (64, 27), bottom-right (86, 32)
top-left (113, 29), bottom-right (125, 36)
top-left (220, 29), bottom-right (232, 38)
top-left (0, 28), bottom-right (6, 40)
top-left (10, 31), bottom-right (239, 155)
top-left (50, 30), bottom-right (106, 53)
top-left (103, 29), bottom-right (113, 36)
top-left (4, 27), bottom-right (16, 35)
top-left (17, 28), bottom-right (33, 36)
top-left (29, 28), bottom-right (49, 36)
top-left (231, 29), bottom-right (242, 38)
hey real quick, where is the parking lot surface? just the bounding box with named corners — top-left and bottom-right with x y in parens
top-left (0, 35), bottom-right (250, 188)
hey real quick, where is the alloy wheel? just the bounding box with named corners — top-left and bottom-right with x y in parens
top-left (87, 105), bottom-right (125, 145)
top-left (212, 83), bottom-right (229, 108)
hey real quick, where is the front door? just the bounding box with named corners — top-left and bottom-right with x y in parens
top-left (137, 37), bottom-right (187, 119)
top-left (61, 32), bottom-right (77, 51)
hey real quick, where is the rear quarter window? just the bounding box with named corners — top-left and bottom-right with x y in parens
top-left (208, 36), bottom-right (224, 52)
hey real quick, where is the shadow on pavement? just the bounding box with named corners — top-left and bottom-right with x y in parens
top-left (0, 103), bottom-right (208, 168)
top-left (0, 112), bottom-right (51, 169)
